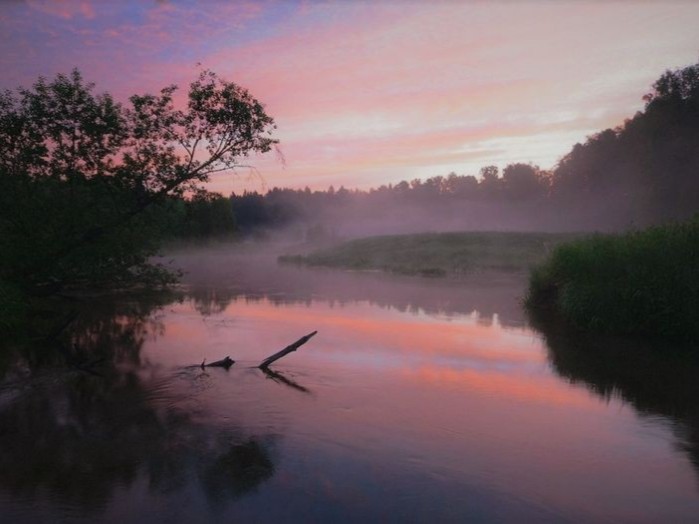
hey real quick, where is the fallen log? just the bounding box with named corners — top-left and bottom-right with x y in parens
top-left (258, 331), bottom-right (318, 370)
top-left (201, 356), bottom-right (235, 370)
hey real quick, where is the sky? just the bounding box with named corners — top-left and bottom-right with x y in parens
top-left (1, 0), bottom-right (698, 193)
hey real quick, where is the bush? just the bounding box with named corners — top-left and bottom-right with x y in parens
top-left (526, 217), bottom-right (699, 343)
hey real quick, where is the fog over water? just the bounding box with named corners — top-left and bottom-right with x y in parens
top-left (166, 242), bottom-right (530, 325)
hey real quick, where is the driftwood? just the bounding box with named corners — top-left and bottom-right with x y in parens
top-left (194, 331), bottom-right (317, 372)
top-left (258, 331), bottom-right (318, 370)
top-left (201, 356), bottom-right (235, 370)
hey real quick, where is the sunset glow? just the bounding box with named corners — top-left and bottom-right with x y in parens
top-left (2, 1), bottom-right (698, 192)
top-left (3, 4), bottom-right (699, 519)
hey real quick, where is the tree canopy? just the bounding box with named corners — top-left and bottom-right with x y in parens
top-left (0, 69), bottom-right (276, 294)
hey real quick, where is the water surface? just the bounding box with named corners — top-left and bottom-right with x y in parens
top-left (1, 250), bottom-right (698, 522)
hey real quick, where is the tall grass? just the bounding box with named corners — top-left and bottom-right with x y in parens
top-left (526, 218), bottom-right (699, 344)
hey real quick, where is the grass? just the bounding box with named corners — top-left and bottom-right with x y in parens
top-left (279, 231), bottom-right (577, 277)
top-left (526, 217), bottom-right (699, 345)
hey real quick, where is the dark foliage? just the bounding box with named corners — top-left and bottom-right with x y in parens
top-left (166, 190), bottom-right (237, 238)
top-left (0, 69), bottom-right (275, 301)
top-left (526, 217), bottom-right (699, 345)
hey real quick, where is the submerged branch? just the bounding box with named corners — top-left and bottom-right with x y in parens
top-left (258, 331), bottom-right (318, 370)
top-left (191, 331), bottom-right (317, 372)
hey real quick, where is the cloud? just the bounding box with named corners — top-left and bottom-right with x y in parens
top-left (2, 0), bottom-right (699, 192)
top-left (27, 0), bottom-right (94, 19)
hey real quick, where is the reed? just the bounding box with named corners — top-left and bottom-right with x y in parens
top-left (526, 218), bottom-right (699, 344)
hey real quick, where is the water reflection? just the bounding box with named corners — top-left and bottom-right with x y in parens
top-left (0, 295), bottom-right (276, 521)
top-left (0, 271), bottom-right (543, 522)
top-left (2, 293), bottom-right (173, 375)
top-left (1, 266), bottom-right (699, 521)
top-left (262, 368), bottom-right (312, 394)
top-left (530, 311), bottom-right (699, 482)
top-left (171, 248), bottom-right (529, 326)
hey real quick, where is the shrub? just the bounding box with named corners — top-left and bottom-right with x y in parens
top-left (526, 217), bottom-right (699, 344)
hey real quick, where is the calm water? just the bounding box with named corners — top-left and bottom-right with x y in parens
top-left (1, 249), bottom-right (698, 523)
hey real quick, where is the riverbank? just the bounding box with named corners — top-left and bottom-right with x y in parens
top-left (279, 231), bottom-right (577, 277)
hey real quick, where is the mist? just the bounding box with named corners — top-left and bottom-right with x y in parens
top-left (161, 241), bottom-right (528, 327)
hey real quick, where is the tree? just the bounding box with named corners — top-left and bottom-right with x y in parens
top-left (180, 190), bottom-right (236, 237)
top-left (478, 165), bottom-right (501, 198)
top-left (0, 69), bottom-right (277, 294)
top-left (501, 163), bottom-right (547, 200)
top-left (644, 61), bottom-right (699, 106)
top-left (549, 61), bottom-right (699, 227)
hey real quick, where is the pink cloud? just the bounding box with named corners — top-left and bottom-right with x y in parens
top-left (3, 1), bottom-right (699, 192)
top-left (27, 0), bottom-right (94, 19)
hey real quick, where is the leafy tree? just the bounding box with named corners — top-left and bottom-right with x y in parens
top-left (0, 69), bottom-right (276, 294)
top-left (479, 165), bottom-right (501, 199)
top-left (501, 163), bottom-right (548, 201)
top-left (551, 61), bottom-right (699, 227)
top-left (644, 61), bottom-right (699, 105)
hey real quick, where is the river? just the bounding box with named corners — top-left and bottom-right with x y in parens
top-left (0, 246), bottom-right (697, 522)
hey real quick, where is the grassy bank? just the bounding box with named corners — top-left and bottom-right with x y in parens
top-left (279, 232), bottom-right (576, 277)
top-left (526, 218), bottom-right (699, 344)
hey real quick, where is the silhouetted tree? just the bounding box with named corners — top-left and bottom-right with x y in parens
top-left (0, 69), bottom-right (276, 294)
top-left (551, 61), bottom-right (699, 228)
top-left (180, 190), bottom-right (236, 237)
top-left (502, 163), bottom-right (548, 201)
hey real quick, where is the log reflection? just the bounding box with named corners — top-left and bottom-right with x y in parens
top-left (261, 367), bottom-right (312, 394)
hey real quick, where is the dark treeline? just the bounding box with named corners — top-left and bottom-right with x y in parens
top-left (220, 61), bottom-right (698, 236)
top-left (165, 190), bottom-right (238, 239)
top-left (227, 163), bottom-right (552, 235)
top-left (0, 68), bottom-right (276, 330)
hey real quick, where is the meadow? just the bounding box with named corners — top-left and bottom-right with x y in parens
top-left (279, 231), bottom-right (578, 277)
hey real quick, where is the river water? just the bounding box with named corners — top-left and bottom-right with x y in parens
top-left (1, 248), bottom-right (698, 522)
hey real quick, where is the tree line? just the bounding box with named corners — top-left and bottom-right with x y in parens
top-left (219, 61), bottom-right (698, 234)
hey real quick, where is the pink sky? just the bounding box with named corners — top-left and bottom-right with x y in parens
top-left (1, 1), bottom-right (698, 193)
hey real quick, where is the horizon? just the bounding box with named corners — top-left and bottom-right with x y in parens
top-left (1, 0), bottom-right (698, 193)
